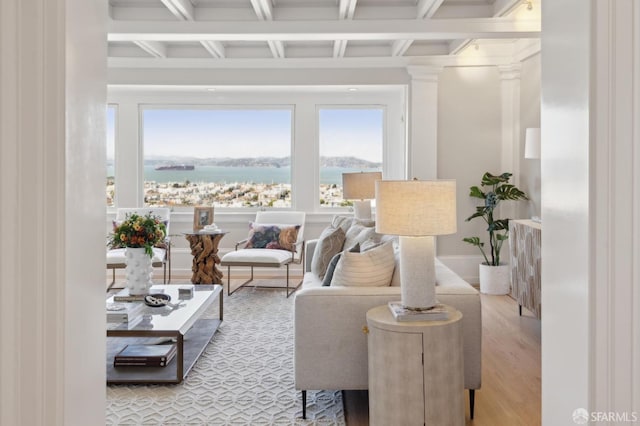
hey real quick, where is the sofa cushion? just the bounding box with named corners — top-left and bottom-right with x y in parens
top-left (311, 225), bottom-right (346, 278)
top-left (344, 224), bottom-right (375, 251)
top-left (331, 240), bottom-right (395, 287)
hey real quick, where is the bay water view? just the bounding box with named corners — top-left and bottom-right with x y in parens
top-left (106, 163), bottom-right (380, 207)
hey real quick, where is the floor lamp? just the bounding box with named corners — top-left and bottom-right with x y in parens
top-left (375, 179), bottom-right (457, 310)
top-left (342, 171), bottom-right (382, 220)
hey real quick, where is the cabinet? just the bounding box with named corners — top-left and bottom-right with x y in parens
top-left (508, 219), bottom-right (541, 318)
top-left (366, 305), bottom-right (464, 426)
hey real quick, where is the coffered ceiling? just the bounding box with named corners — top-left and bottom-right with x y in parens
top-left (107, 0), bottom-right (541, 69)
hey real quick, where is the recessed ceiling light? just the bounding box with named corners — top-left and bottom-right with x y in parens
top-left (348, 88), bottom-right (358, 92)
top-left (206, 88), bottom-right (217, 92)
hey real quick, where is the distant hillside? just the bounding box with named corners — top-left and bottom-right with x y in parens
top-left (145, 156), bottom-right (381, 169)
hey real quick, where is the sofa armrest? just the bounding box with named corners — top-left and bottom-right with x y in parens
top-left (293, 284), bottom-right (481, 392)
top-left (304, 239), bottom-right (318, 273)
top-left (294, 286), bottom-right (401, 391)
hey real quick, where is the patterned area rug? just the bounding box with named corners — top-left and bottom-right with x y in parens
top-left (106, 287), bottom-right (345, 425)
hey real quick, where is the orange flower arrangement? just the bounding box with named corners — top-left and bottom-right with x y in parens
top-left (109, 213), bottom-right (167, 257)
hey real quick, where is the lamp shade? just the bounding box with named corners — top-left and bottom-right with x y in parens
top-left (342, 171), bottom-right (382, 200)
top-left (375, 180), bottom-right (457, 236)
top-left (525, 128), bottom-right (541, 159)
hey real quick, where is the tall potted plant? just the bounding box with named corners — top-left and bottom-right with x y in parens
top-left (463, 172), bottom-right (528, 294)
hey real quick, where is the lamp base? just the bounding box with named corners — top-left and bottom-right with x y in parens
top-left (352, 200), bottom-right (372, 220)
top-left (399, 235), bottom-right (436, 310)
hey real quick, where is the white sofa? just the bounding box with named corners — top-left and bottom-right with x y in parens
top-left (294, 234), bottom-right (482, 419)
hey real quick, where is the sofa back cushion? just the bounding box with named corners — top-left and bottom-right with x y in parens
top-left (331, 240), bottom-right (395, 287)
top-left (310, 226), bottom-right (346, 278)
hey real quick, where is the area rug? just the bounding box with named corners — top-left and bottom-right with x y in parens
top-left (106, 287), bottom-right (345, 425)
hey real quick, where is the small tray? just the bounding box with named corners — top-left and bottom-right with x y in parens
top-left (144, 293), bottom-right (172, 307)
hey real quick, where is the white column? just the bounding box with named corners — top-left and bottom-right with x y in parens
top-left (116, 101), bottom-right (143, 207)
top-left (498, 64), bottom-right (522, 221)
top-left (407, 65), bottom-right (442, 180)
top-left (543, 0), bottom-right (640, 423)
top-left (0, 0), bottom-right (106, 425)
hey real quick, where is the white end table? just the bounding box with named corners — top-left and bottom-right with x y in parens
top-left (366, 304), bottom-right (464, 426)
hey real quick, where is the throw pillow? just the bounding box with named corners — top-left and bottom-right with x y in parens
top-left (321, 253), bottom-right (341, 286)
top-left (343, 223), bottom-right (375, 252)
top-left (330, 240), bottom-right (395, 287)
top-left (321, 242), bottom-right (362, 286)
top-left (311, 226), bottom-right (346, 278)
top-left (244, 223), bottom-right (301, 252)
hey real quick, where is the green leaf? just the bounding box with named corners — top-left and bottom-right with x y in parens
top-left (465, 210), bottom-right (486, 222)
top-left (469, 186), bottom-right (485, 199)
top-left (462, 237), bottom-right (484, 247)
top-left (496, 233), bottom-right (509, 241)
top-left (495, 184), bottom-right (529, 201)
top-left (481, 172), bottom-right (511, 186)
top-left (492, 219), bottom-right (509, 231)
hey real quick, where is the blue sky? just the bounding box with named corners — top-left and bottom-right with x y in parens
top-left (106, 107), bottom-right (383, 163)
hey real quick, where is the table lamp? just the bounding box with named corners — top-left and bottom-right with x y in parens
top-left (375, 179), bottom-right (457, 310)
top-left (342, 171), bottom-right (383, 220)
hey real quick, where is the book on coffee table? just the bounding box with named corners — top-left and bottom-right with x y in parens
top-left (388, 301), bottom-right (449, 322)
top-left (114, 343), bottom-right (177, 367)
top-left (106, 301), bottom-right (145, 323)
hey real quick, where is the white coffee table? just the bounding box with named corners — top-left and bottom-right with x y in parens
top-left (106, 284), bottom-right (223, 384)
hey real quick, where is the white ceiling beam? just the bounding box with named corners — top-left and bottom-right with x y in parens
top-left (493, 0), bottom-right (525, 17)
top-left (393, 0), bottom-right (445, 58)
top-left (416, 0), bottom-right (446, 19)
top-left (391, 40), bottom-right (413, 57)
top-left (201, 40), bottom-right (226, 58)
top-left (448, 39), bottom-right (472, 55)
top-left (133, 41), bottom-right (167, 58)
top-left (449, 0), bottom-right (522, 55)
top-left (250, 0), bottom-right (285, 59)
top-left (338, 0), bottom-right (358, 20)
top-left (334, 0), bottom-right (357, 58)
top-left (333, 39), bottom-right (347, 58)
top-left (160, 0), bottom-right (195, 21)
top-left (108, 18), bottom-right (540, 42)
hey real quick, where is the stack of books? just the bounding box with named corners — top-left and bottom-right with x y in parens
top-left (112, 288), bottom-right (147, 302)
top-left (106, 302), bottom-right (145, 324)
top-left (388, 301), bottom-right (449, 322)
top-left (113, 343), bottom-right (177, 367)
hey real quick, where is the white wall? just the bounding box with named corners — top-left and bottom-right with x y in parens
top-left (436, 66), bottom-right (502, 263)
top-left (0, 0), bottom-right (106, 425)
top-left (519, 53), bottom-right (541, 219)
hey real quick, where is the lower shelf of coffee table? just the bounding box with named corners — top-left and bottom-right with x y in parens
top-left (106, 318), bottom-right (221, 385)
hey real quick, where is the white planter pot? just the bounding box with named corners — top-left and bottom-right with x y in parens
top-left (125, 247), bottom-right (154, 296)
top-left (479, 263), bottom-right (510, 295)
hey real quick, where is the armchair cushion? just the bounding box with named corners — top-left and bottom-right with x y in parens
top-left (245, 223), bottom-right (301, 252)
top-left (221, 248), bottom-right (294, 266)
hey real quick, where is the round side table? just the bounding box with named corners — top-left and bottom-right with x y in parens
top-left (366, 304), bottom-right (464, 426)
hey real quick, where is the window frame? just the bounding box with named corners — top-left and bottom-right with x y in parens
top-left (316, 105), bottom-right (386, 211)
top-left (139, 104), bottom-right (296, 212)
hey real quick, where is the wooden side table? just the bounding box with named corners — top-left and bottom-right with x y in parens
top-left (184, 232), bottom-right (227, 284)
top-left (366, 304), bottom-right (464, 426)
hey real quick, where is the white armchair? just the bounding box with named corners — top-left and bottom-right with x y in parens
top-left (220, 211), bottom-right (305, 297)
top-left (106, 207), bottom-right (171, 289)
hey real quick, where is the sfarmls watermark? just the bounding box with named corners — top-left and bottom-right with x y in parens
top-left (573, 408), bottom-right (638, 424)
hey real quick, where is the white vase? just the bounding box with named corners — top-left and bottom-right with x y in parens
top-left (479, 263), bottom-right (510, 295)
top-left (125, 247), bottom-right (153, 296)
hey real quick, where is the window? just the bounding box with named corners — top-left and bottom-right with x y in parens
top-left (318, 108), bottom-right (384, 207)
top-left (142, 108), bottom-right (293, 208)
top-left (106, 106), bottom-right (116, 207)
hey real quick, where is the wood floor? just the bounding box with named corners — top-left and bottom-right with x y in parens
top-left (342, 293), bottom-right (542, 426)
top-left (108, 275), bottom-right (541, 425)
